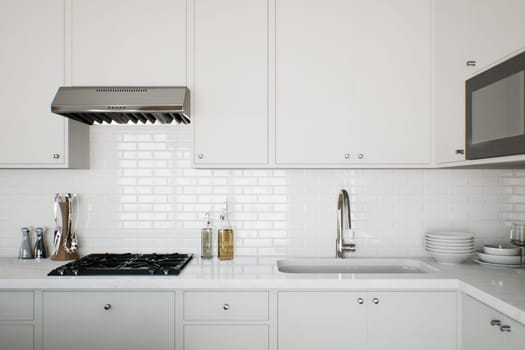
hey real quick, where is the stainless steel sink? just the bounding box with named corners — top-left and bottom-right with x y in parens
top-left (277, 258), bottom-right (437, 274)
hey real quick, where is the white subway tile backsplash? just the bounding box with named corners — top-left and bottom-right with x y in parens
top-left (0, 125), bottom-right (522, 259)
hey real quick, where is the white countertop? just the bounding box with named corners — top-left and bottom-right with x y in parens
top-left (1, 257), bottom-right (524, 324)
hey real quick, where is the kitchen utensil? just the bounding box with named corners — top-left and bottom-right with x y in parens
top-left (483, 244), bottom-right (520, 256)
top-left (476, 252), bottom-right (521, 265)
top-left (51, 193), bottom-right (80, 261)
top-left (18, 227), bottom-right (34, 259)
top-left (510, 223), bottom-right (525, 265)
top-left (33, 227), bottom-right (47, 259)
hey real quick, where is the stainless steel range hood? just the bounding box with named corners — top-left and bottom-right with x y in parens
top-left (51, 86), bottom-right (190, 125)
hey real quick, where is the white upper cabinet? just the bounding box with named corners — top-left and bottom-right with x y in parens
top-left (191, 0), bottom-right (268, 166)
top-left (433, 0), bottom-right (525, 164)
top-left (0, 0), bottom-right (88, 168)
top-left (71, 0), bottom-right (186, 85)
top-left (275, 0), bottom-right (431, 166)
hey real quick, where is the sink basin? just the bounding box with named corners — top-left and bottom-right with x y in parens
top-left (277, 258), bottom-right (437, 274)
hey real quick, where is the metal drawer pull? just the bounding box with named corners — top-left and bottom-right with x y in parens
top-left (104, 304), bottom-right (112, 310)
top-left (223, 304), bottom-right (230, 311)
top-left (500, 325), bottom-right (512, 332)
top-left (357, 298), bottom-right (364, 304)
top-left (372, 298), bottom-right (379, 305)
top-left (490, 320), bottom-right (501, 326)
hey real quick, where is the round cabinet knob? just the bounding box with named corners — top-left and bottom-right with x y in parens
top-left (53, 154), bottom-right (60, 159)
top-left (104, 304), bottom-right (112, 310)
top-left (357, 298), bottom-right (364, 305)
top-left (357, 153), bottom-right (364, 159)
top-left (500, 325), bottom-right (512, 333)
top-left (223, 304), bottom-right (230, 311)
top-left (490, 320), bottom-right (501, 326)
top-left (197, 154), bottom-right (204, 159)
top-left (344, 154), bottom-right (350, 159)
top-left (372, 298), bottom-right (379, 305)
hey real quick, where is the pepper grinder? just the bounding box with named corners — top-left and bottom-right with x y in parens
top-left (33, 227), bottom-right (47, 259)
top-left (18, 227), bottom-right (34, 259)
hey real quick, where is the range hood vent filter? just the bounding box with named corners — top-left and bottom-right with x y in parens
top-left (51, 86), bottom-right (190, 125)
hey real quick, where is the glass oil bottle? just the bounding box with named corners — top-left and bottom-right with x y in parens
top-left (218, 203), bottom-right (234, 260)
top-left (201, 212), bottom-right (213, 259)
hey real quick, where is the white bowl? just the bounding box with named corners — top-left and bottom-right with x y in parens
top-left (426, 232), bottom-right (474, 240)
top-left (476, 252), bottom-right (521, 265)
top-left (427, 251), bottom-right (472, 264)
top-left (483, 244), bottom-right (520, 256)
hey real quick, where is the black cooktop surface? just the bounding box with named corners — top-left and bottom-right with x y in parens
top-left (48, 253), bottom-right (194, 276)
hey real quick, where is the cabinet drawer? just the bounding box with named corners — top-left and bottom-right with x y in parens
top-left (0, 291), bottom-right (33, 321)
top-left (43, 291), bottom-right (175, 350)
top-left (184, 325), bottom-right (268, 350)
top-left (184, 291), bottom-right (268, 321)
top-left (0, 325), bottom-right (34, 350)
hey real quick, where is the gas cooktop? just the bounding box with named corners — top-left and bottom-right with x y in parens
top-left (48, 253), bottom-right (194, 276)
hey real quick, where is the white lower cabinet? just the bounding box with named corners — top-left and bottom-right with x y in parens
top-left (184, 325), bottom-right (268, 350)
top-left (42, 291), bottom-right (175, 350)
top-left (278, 291), bottom-right (367, 350)
top-left (0, 291), bottom-right (34, 350)
top-left (367, 292), bottom-right (456, 350)
top-left (278, 291), bottom-right (456, 350)
top-left (0, 325), bottom-right (33, 350)
top-left (462, 294), bottom-right (525, 350)
top-left (183, 291), bottom-right (269, 350)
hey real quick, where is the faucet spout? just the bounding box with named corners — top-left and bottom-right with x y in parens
top-left (336, 189), bottom-right (356, 258)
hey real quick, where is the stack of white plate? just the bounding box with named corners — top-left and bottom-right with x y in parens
top-left (475, 244), bottom-right (522, 268)
top-left (424, 232), bottom-right (475, 263)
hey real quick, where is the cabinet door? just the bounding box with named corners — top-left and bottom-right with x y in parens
top-left (433, 0), bottom-right (525, 164)
top-left (71, 0), bottom-right (186, 85)
top-left (43, 292), bottom-right (175, 350)
top-left (462, 294), bottom-right (501, 350)
top-left (505, 318), bottom-right (525, 350)
top-left (278, 291), bottom-right (367, 350)
top-left (368, 292), bottom-right (456, 350)
top-left (0, 325), bottom-right (33, 350)
top-left (184, 325), bottom-right (268, 350)
top-left (0, 0), bottom-right (66, 166)
top-left (275, 0), bottom-right (430, 166)
top-left (192, 0), bottom-right (268, 166)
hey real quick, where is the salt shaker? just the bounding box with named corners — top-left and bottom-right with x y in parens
top-left (18, 227), bottom-right (34, 259)
top-left (33, 227), bottom-right (47, 259)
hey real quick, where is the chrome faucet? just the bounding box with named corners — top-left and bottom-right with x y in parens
top-left (336, 189), bottom-right (356, 258)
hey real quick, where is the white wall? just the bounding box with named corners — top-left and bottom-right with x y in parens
top-left (0, 125), bottom-right (522, 262)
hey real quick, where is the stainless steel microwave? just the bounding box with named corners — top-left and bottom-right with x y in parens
top-left (466, 50), bottom-right (525, 160)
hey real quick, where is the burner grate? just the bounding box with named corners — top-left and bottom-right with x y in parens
top-left (48, 253), bottom-right (194, 276)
